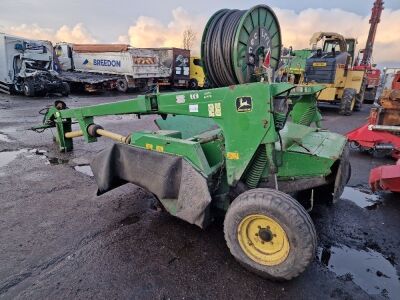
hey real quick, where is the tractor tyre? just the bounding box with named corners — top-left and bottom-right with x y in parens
top-left (354, 82), bottom-right (366, 112)
top-left (224, 188), bottom-right (317, 281)
top-left (116, 78), bottom-right (128, 93)
top-left (61, 82), bottom-right (70, 97)
top-left (354, 93), bottom-right (363, 112)
top-left (339, 88), bottom-right (357, 116)
top-left (35, 90), bottom-right (47, 97)
top-left (189, 79), bottom-right (199, 90)
top-left (23, 81), bottom-right (35, 97)
top-left (314, 143), bottom-right (351, 205)
top-left (137, 80), bottom-right (149, 93)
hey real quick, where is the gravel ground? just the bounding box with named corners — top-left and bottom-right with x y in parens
top-left (0, 91), bottom-right (399, 299)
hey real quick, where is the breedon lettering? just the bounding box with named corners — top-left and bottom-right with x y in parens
top-left (93, 59), bottom-right (121, 67)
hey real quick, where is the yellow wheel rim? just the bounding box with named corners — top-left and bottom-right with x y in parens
top-left (238, 214), bottom-right (290, 266)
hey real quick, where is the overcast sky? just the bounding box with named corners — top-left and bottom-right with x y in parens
top-left (1, 0), bottom-right (399, 66)
top-left (0, 0), bottom-right (398, 42)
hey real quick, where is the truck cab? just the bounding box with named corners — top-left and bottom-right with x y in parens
top-left (54, 43), bottom-right (73, 71)
top-left (189, 56), bottom-right (206, 89)
top-left (0, 33), bottom-right (69, 96)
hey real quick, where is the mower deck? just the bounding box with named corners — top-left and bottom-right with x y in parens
top-left (370, 160), bottom-right (400, 193)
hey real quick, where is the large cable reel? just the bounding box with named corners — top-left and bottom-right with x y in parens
top-left (201, 5), bottom-right (282, 87)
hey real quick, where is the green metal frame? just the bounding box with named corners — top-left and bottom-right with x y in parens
top-left (36, 82), bottom-right (346, 196)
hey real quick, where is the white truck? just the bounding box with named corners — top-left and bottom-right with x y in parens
top-left (0, 33), bottom-right (69, 96)
top-left (55, 43), bottom-right (190, 92)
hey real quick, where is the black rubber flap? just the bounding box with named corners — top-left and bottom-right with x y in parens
top-left (333, 144), bottom-right (351, 203)
top-left (91, 143), bottom-right (212, 228)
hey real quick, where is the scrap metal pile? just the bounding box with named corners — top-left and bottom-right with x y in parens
top-left (347, 70), bottom-right (400, 192)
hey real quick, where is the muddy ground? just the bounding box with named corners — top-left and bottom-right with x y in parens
top-left (0, 91), bottom-right (399, 300)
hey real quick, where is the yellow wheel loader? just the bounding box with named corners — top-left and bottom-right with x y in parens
top-left (305, 32), bottom-right (366, 115)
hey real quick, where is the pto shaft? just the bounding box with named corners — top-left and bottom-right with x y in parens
top-left (96, 129), bottom-right (129, 143)
top-left (64, 125), bottom-right (129, 144)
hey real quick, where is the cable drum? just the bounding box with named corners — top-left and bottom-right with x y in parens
top-left (201, 5), bottom-right (282, 87)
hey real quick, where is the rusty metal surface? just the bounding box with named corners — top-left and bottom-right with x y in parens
top-left (72, 44), bottom-right (130, 53)
top-left (392, 72), bottom-right (400, 90)
top-left (58, 71), bottom-right (120, 84)
top-left (370, 89), bottom-right (400, 126)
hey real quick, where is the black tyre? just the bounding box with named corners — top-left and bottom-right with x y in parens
top-left (61, 82), bottom-right (70, 96)
top-left (354, 82), bottom-right (366, 111)
top-left (354, 93), bottom-right (363, 112)
top-left (339, 88), bottom-right (357, 116)
top-left (23, 81), bottom-right (35, 97)
top-left (224, 188), bottom-right (317, 280)
top-left (116, 78), bottom-right (128, 93)
top-left (314, 143), bottom-right (351, 205)
top-left (363, 87), bottom-right (377, 104)
top-left (189, 79), bottom-right (199, 89)
top-left (35, 90), bottom-right (47, 97)
top-left (137, 80), bottom-right (149, 93)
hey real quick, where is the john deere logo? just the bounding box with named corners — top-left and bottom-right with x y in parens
top-left (236, 97), bottom-right (252, 112)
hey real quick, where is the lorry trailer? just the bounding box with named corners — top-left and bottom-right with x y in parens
top-left (144, 47), bottom-right (190, 88)
top-left (55, 43), bottom-right (190, 92)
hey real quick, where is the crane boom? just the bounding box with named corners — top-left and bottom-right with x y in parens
top-left (361, 0), bottom-right (384, 66)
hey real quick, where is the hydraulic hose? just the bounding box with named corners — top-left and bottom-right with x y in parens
top-left (203, 9), bottom-right (244, 87)
top-left (202, 5), bottom-right (282, 87)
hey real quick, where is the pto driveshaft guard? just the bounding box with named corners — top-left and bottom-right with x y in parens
top-left (91, 144), bottom-right (212, 228)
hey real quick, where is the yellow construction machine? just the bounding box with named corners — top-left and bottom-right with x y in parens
top-left (189, 56), bottom-right (206, 89)
top-left (305, 32), bottom-right (366, 115)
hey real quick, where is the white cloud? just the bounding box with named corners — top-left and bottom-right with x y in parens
top-left (121, 7), bottom-right (400, 65)
top-left (4, 24), bottom-right (55, 41)
top-left (274, 7), bottom-right (400, 65)
top-left (2, 6), bottom-right (399, 65)
top-left (3, 23), bottom-right (97, 44)
top-left (55, 24), bottom-right (97, 43)
top-left (124, 7), bottom-right (207, 55)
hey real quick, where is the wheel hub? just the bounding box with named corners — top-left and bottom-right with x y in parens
top-left (238, 214), bottom-right (290, 266)
top-left (258, 227), bottom-right (273, 242)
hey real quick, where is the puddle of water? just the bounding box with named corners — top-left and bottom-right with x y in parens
top-left (27, 149), bottom-right (71, 166)
top-left (341, 187), bottom-right (381, 209)
top-left (318, 245), bottom-right (400, 298)
top-left (46, 157), bottom-right (70, 165)
top-left (29, 149), bottom-right (47, 155)
top-left (25, 149), bottom-right (70, 166)
top-left (0, 149), bottom-right (28, 168)
top-left (74, 165), bottom-right (93, 177)
top-left (0, 133), bottom-right (12, 142)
